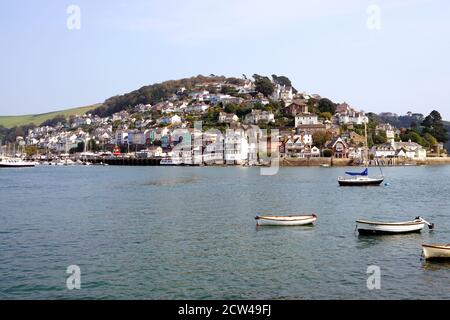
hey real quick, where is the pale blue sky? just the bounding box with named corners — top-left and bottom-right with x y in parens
top-left (1, 0), bottom-right (449, 119)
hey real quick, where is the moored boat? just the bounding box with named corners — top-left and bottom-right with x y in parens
top-left (422, 244), bottom-right (450, 260)
top-left (338, 173), bottom-right (384, 186)
top-left (0, 157), bottom-right (36, 168)
top-left (255, 214), bottom-right (317, 226)
top-left (337, 123), bottom-right (385, 186)
top-left (356, 216), bottom-right (434, 235)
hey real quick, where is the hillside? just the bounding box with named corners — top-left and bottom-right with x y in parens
top-left (444, 121), bottom-right (450, 151)
top-left (0, 104), bottom-right (101, 128)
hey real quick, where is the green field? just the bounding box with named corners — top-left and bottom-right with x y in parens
top-left (0, 104), bottom-right (101, 128)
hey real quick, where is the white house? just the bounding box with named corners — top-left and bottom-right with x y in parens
top-left (337, 111), bottom-right (369, 125)
top-left (244, 110), bottom-right (275, 124)
top-left (272, 84), bottom-right (293, 103)
top-left (159, 115), bottom-right (182, 125)
top-left (224, 131), bottom-right (249, 165)
top-left (295, 113), bottom-right (319, 127)
top-left (371, 141), bottom-right (426, 160)
top-left (184, 104), bottom-right (209, 113)
top-left (218, 112), bottom-right (239, 124)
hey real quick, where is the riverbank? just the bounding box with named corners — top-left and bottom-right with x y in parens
top-left (280, 156), bottom-right (450, 167)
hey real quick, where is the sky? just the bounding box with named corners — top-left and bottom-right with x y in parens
top-left (1, 0), bottom-right (449, 119)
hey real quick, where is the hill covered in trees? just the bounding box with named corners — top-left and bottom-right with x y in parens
top-left (92, 75), bottom-right (246, 118)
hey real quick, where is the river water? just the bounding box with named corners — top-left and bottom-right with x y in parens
top-left (1, 165), bottom-right (449, 299)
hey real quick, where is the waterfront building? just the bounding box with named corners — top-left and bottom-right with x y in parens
top-left (327, 137), bottom-right (349, 158)
top-left (224, 130), bottom-right (249, 165)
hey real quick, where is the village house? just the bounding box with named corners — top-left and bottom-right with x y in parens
top-left (223, 130), bottom-right (249, 165)
top-left (295, 113), bottom-right (320, 127)
top-left (158, 115), bottom-right (182, 126)
top-left (334, 103), bottom-right (368, 125)
top-left (327, 137), bottom-right (349, 158)
top-left (272, 84), bottom-right (293, 104)
top-left (189, 90), bottom-right (210, 102)
top-left (285, 100), bottom-right (309, 117)
top-left (71, 116), bottom-right (92, 128)
top-left (244, 110), bottom-right (275, 124)
top-left (283, 136), bottom-right (320, 158)
top-left (184, 104), bottom-right (209, 113)
top-left (371, 140), bottom-right (427, 160)
top-left (376, 123), bottom-right (397, 142)
top-left (348, 147), bottom-right (364, 160)
top-left (218, 112), bottom-right (239, 124)
top-left (203, 138), bottom-right (225, 165)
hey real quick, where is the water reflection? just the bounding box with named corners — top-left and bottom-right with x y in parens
top-left (355, 233), bottom-right (424, 249)
top-left (422, 260), bottom-right (450, 271)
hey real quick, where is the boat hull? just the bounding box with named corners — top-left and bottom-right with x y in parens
top-left (338, 177), bottom-right (384, 186)
top-left (256, 215), bottom-right (317, 226)
top-left (422, 244), bottom-right (450, 260)
top-left (0, 163), bottom-right (35, 168)
top-left (356, 220), bottom-right (425, 235)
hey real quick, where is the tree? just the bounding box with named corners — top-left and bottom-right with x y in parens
top-left (400, 131), bottom-right (424, 145)
top-left (422, 110), bottom-right (448, 143)
top-left (423, 133), bottom-right (438, 147)
top-left (41, 115), bottom-right (67, 127)
top-left (221, 86), bottom-right (238, 95)
top-left (373, 132), bottom-right (387, 145)
top-left (271, 74), bottom-right (292, 87)
top-left (25, 145), bottom-right (38, 157)
top-left (313, 131), bottom-right (332, 148)
top-left (224, 103), bottom-right (237, 114)
top-left (320, 112), bottom-right (332, 121)
top-left (318, 98), bottom-right (337, 114)
top-left (253, 74), bottom-right (275, 97)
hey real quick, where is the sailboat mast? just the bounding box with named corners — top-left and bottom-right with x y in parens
top-left (364, 122), bottom-right (369, 166)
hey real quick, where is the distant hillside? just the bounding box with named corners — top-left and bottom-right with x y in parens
top-left (0, 104), bottom-right (101, 128)
top-left (92, 75), bottom-right (245, 117)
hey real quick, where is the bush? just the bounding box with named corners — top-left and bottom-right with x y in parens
top-left (323, 149), bottom-right (333, 157)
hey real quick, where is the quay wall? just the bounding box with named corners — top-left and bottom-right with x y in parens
top-left (88, 156), bottom-right (450, 167)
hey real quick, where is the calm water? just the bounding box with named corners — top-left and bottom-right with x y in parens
top-left (1, 165), bottom-right (449, 300)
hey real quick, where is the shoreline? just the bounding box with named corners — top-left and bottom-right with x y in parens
top-left (280, 156), bottom-right (450, 167)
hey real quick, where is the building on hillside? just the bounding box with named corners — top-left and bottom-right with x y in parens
top-left (218, 112), bottom-right (239, 124)
top-left (244, 110), bottom-right (275, 124)
top-left (285, 101), bottom-right (309, 117)
top-left (295, 113), bottom-right (319, 127)
top-left (327, 137), bottom-right (349, 158)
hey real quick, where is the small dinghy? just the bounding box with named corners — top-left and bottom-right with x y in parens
top-left (356, 216), bottom-right (434, 235)
top-left (255, 214), bottom-right (317, 226)
top-left (422, 244), bottom-right (450, 260)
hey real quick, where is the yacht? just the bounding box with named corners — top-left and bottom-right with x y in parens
top-left (337, 123), bottom-right (384, 186)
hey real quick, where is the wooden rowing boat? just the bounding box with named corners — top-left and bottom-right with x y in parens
top-left (356, 216), bottom-right (434, 235)
top-left (422, 244), bottom-right (450, 260)
top-left (255, 214), bottom-right (317, 226)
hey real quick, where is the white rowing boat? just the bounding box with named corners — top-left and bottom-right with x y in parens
top-left (255, 214), bottom-right (317, 226)
top-left (356, 216), bottom-right (434, 235)
top-left (422, 244), bottom-right (450, 260)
